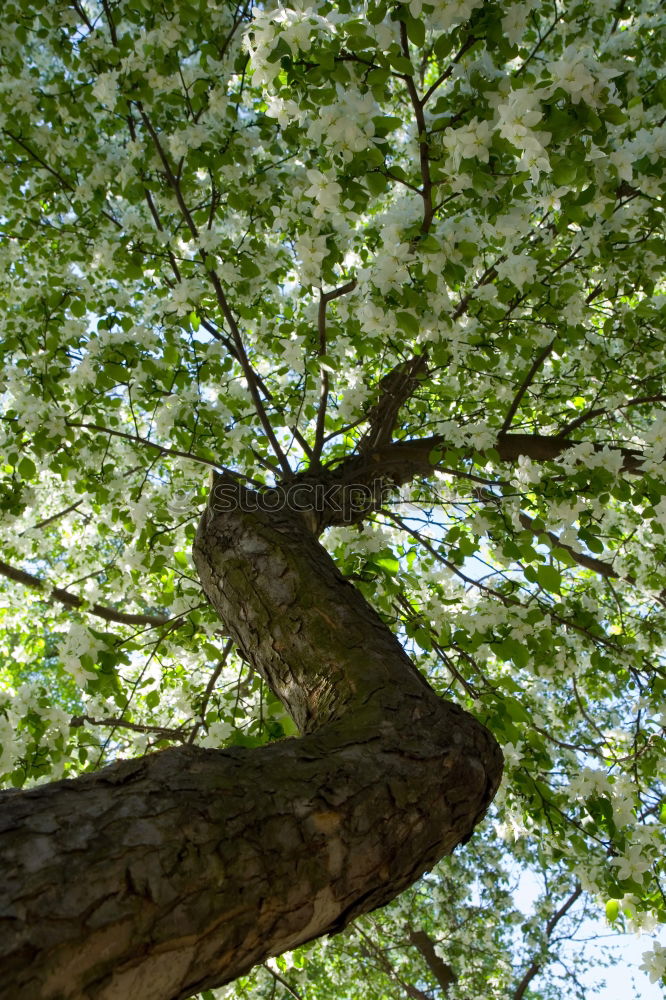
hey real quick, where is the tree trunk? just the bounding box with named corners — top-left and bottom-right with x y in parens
top-left (0, 472), bottom-right (502, 1000)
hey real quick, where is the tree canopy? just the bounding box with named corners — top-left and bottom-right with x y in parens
top-left (0, 0), bottom-right (665, 996)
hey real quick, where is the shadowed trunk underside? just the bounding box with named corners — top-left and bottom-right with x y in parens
top-left (0, 473), bottom-right (502, 1000)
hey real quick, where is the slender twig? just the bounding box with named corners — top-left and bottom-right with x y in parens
top-left (3, 131), bottom-right (121, 230)
top-left (512, 885), bottom-right (583, 1000)
top-left (516, 511), bottom-right (666, 609)
top-left (556, 394), bottom-right (666, 440)
top-left (4, 130), bottom-right (76, 190)
top-left (313, 280), bottom-right (357, 462)
top-left (71, 714), bottom-right (189, 742)
top-left (422, 33), bottom-right (477, 105)
top-left (385, 512), bottom-right (626, 652)
top-left (0, 558), bottom-right (172, 627)
top-left (356, 927), bottom-right (431, 1000)
top-left (431, 638), bottom-right (478, 698)
top-left (65, 419), bottom-right (221, 470)
top-left (188, 639), bottom-right (235, 745)
top-left (513, 8), bottom-right (561, 78)
top-left (18, 500), bottom-right (83, 536)
top-left (399, 22), bottom-right (433, 233)
top-left (198, 317), bottom-right (313, 459)
top-left (137, 104), bottom-right (292, 476)
top-left (261, 963), bottom-right (304, 1000)
top-left (500, 339), bottom-right (556, 434)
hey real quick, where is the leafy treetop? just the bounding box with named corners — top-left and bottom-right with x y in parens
top-left (0, 0), bottom-right (665, 994)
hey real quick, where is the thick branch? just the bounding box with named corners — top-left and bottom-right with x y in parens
top-left (407, 926), bottom-right (457, 992)
top-left (358, 355), bottom-right (428, 454)
top-left (1, 474), bottom-right (502, 1000)
top-left (70, 714), bottom-right (189, 742)
top-left (518, 514), bottom-right (620, 581)
top-left (306, 432), bottom-right (645, 530)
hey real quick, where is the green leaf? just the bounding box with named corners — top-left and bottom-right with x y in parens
top-left (551, 158), bottom-right (578, 186)
top-left (366, 171), bottom-right (388, 196)
top-left (505, 698), bottom-right (530, 724)
top-left (376, 555), bottom-right (399, 574)
top-left (579, 528), bottom-right (604, 554)
top-left (373, 115), bottom-right (403, 135)
top-left (536, 565), bottom-right (562, 594)
top-left (433, 33), bottom-right (454, 59)
top-left (405, 16), bottom-right (426, 47)
top-left (145, 690), bottom-right (160, 709)
top-left (367, 2), bottom-right (387, 25)
top-left (413, 626), bottom-right (432, 651)
top-left (494, 638), bottom-right (530, 669)
top-left (367, 67), bottom-right (390, 88)
top-left (18, 457), bottom-right (37, 480)
top-left (601, 105), bottom-right (628, 125)
top-left (396, 311), bottom-right (419, 335)
top-left (389, 55), bottom-right (414, 75)
top-left (457, 240), bottom-right (478, 262)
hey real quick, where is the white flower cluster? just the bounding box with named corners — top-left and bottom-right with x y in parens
top-left (640, 942), bottom-right (666, 985)
top-left (441, 117), bottom-right (492, 171)
top-left (58, 622), bottom-right (103, 688)
top-left (264, 74), bottom-right (378, 161)
top-left (495, 87), bottom-right (551, 183)
top-left (307, 88), bottom-right (378, 162)
top-left (0, 708), bottom-right (19, 774)
top-left (199, 719), bottom-right (234, 748)
top-left (337, 372), bottom-right (372, 421)
top-left (246, 5), bottom-right (340, 86)
top-left (402, 0), bottom-right (484, 33)
top-left (91, 69), bottom-right (120, 107)
top-left (610, 842), bottom-right (653, 882)
top-left (501, 1), bottom-right (537, 45)
top-left (303, 169), bottom-right (343, 218)
top-left (495, 252), bottom-right (538, 290)
top-left (360, 197), bottom-right (425, 293)
top-left (545, 45), bottom-right (622, 107)
top-left (166, 277), bottom-right (205, 316)
top-left (294, 230), bottom-right (330, 283)
top-left (168, 123), bottom-right (209, 159)
top-left (440, 0), bottom-right (486, 30)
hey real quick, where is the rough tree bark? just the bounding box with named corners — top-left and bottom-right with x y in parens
top-left (0, 471), bottom-right (502, 1000)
